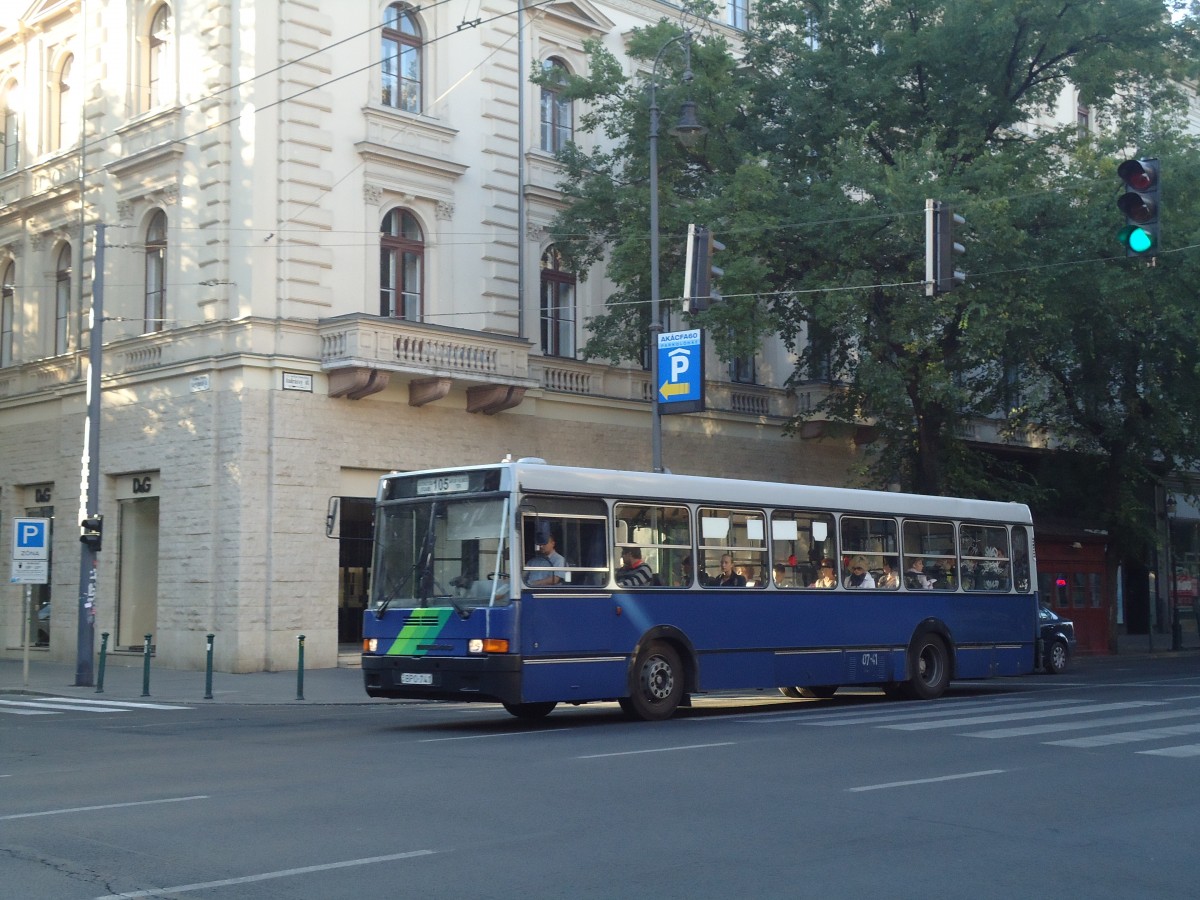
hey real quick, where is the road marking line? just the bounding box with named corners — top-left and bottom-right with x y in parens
top-left (90, 850), bottom-right (437, 899)
top-left (1138, 744), bottom-right (1200, 758)
top-left (32, 697), bottom-right (193, 710)
top-left (883, 701), bottom-right (1160, 731)
top-left (848, 769), bottom-right (1006, 793)
top-left (0, 699), bottom-right (126, 713)
top-left (1048, 721), bottom-right (1200, 748)
top-left (0, 707), bottom-right (59, 716)
top-left (0, 795), bottom-right (209, 821)
top-left (578, 742), bottom-right (736, 759)
top-left (419, 728), bottom-right (570, 742)
top-left (798, 699), bottom-right (1084, 727)
top-left (964, 708), bottom-right (1200, 738)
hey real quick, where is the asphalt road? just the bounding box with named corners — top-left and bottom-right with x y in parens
top-left (4, 655), bottom-right (1199, 899)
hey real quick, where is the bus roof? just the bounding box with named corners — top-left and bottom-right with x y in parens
top-left (384, 460), bottom-right (1034, 526)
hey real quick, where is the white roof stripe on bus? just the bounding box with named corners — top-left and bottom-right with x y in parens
top-left (389, 462), bottom-right (1032, 525)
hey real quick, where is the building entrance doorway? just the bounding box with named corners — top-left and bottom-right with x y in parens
top-left (117, 497), bottom-right (160, 649)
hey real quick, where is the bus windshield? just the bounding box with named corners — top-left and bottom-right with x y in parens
top-left (370, 496), bottom-right (511, 612)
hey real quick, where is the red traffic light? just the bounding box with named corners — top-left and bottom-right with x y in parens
top-left (1117, 158), bottom-right (1157, 192)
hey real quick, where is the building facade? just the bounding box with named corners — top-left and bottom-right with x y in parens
top-left (0, 0), bottom-right (866, 672)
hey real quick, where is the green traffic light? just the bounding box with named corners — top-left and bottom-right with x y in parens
top-left (1118, 225), bottom-right (1155, 254)
top-left (1128, 228), bottom-right (1153, 253)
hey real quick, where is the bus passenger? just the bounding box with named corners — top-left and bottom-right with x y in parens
top-left (773, 563), bottom-right (793, 587)
top-left (527, 523), bottom-right (566, 586)
top-left (809, 559), bottom-right (837, 588)
top-left (716, 553), bottom-right (747, 587)
top-left (844, 556), bottom-right (875, 589)
top-left (905, 557), bottom-right (933, 589)
top-left (877, 557), bottom-right (900, 589)
top-left (616, 546), bottom-right (655, 587)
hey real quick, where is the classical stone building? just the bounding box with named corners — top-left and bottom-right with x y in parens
top-left (0, 1), bottom-right (864, 672)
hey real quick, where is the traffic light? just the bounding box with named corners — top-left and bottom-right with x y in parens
top-left (925, 199), bottom-right (966, 296)
top-left (683, 224), bottom-right (724, 313)
top-left (80, 514), bottom-right (103, 553)
top-left (1116, 157), bottom-right (1159, 257)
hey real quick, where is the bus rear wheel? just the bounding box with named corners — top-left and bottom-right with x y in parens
top-left (904, 633), bottom-right (950, 700)
top-left (624, 641), bottom-right (684, 721)
top-left (502, 701), bottom-right (557, 720)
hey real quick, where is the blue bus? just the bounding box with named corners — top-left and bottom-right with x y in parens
top-left (361, 459), bottom-right (1038, 720)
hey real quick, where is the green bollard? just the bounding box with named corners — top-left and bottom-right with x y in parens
top-left (204, 633), bottom-right (215, 700)
top-left (96, 632), bottom-right (109, 693)
top-left (142, 633), bottom-right (153, 697)
top-left (296, 634), bottom-right (306, 701)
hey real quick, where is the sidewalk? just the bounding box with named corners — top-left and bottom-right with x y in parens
top-left (0, 654), bottom-right (383, 705)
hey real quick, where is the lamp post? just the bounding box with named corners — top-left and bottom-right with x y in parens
top-left (647, 32), bottom-right (705, 473)
top-left (1167, 494), bottom-right (1180, 650)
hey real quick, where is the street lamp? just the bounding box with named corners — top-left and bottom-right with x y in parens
top-left (1167, 494), bottom-right (1180, 650)
top-left (648, 31), bottom-right (706, 473)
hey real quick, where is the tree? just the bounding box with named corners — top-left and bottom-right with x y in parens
top-left (540, 1), bottom-right (1200, 553)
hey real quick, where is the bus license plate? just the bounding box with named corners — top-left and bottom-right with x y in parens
top-left (400, 672), bottom-right (433, 686)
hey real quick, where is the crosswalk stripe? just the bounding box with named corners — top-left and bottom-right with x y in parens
top-left (0, 699), bottom-right (126, 713)
top-left (882, 700), bottom-right (1163, 731)
top-left (0, 707), bottom-right (59, 716)
top-left (1138, 744), bottom-right (1200, 758)
top-left (794, 699), bottom-right (1085, 728)
top-left (963, 708), bottom-right (1200, 739)
top-left (33, 697), bottom-right (192, 710)
top-left (1047, 721), bottom-right (1200, 748)
top-left (0, 697), bottom-right (191, 713)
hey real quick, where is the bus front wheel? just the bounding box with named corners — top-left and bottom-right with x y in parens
top-left (502, 701), bottom-right (557, 720)
top-left (624, 641), bottom-right (684, 721)
top-left (904, 633), bottom-right (950, 700)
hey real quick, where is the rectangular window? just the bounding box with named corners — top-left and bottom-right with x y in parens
top-left (698, 506), bottom-right (766, 588)
top-left (902, 519), bottom-right (956, 590)
top-left (521, 500), bottom-right (610, 588)
top-left (840, 516), bottom-right (899, 589)
top-left (959, 524), bottom-right (1011, 592)
top-left (1, 285), bottom-right (12, 367)
top-left (770, 510), bottom-right (834, 588)
top-left (614, 503), bottom-right (690, 587)
top-left (728, 0), bottom-right (749, 31)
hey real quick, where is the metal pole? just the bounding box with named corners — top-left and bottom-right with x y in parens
top-left (296, 634), bottom-right (306, 700)
top-left (141, 633), bottom-right (152, 697)
top-left (75, 223), bottom-right (104, 686)
top-left (96, 632), bottom-right (108, 693)
top-left (648, 81), bottom-right (663, 474)
top-left (22, 584), bottom-right (30, 687)
top-left (204, 633), bottom-right (215, 699)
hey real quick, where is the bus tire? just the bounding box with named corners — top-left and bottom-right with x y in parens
top-left (502, 701), bottom-right (557, 720)
top-left (904, 633), bottom-right (950, 700)
top-left (779, 686), bottom-right (805, 699)
top-left (625, 641), bottom-right (684, 721)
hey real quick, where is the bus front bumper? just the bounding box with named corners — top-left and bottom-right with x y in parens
top-left (362, 654), bottom-right (523, 704)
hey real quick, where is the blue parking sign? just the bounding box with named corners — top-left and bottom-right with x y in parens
top-left (13, 517), bottom-right (50, 561)
top-left (656, 329), bottom-right (705, 415)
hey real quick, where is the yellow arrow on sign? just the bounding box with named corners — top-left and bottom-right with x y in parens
top-left (659, 381), bottom-right (689, 400)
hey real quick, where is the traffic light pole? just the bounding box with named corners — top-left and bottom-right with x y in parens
top-left (75, 223), bottom-right (104, 686)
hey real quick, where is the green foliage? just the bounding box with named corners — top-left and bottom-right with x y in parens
top-left (538, 1), bottom-right (1200, 561)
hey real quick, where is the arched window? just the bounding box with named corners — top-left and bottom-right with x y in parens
top-left (55, 245), bottom-right (71, 355)
top-left (381, 4), bottom-right (422, 113)
top-left (54, 55), bottom-right (77, 150)
top-left (540, 246), bottom-right (576, 357)
top-left (144, 210), bottom-right (167, 333)
top-left (1, 262), bottom-right (14, 367)
top-left (145, 4), bottom-right (172, 111)
top-left (539, 59), bottom-right (573, 153)
top-left (1, 80), bottom-right (18, 172)
top-left (381, 209), bottom-right (423, 321)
